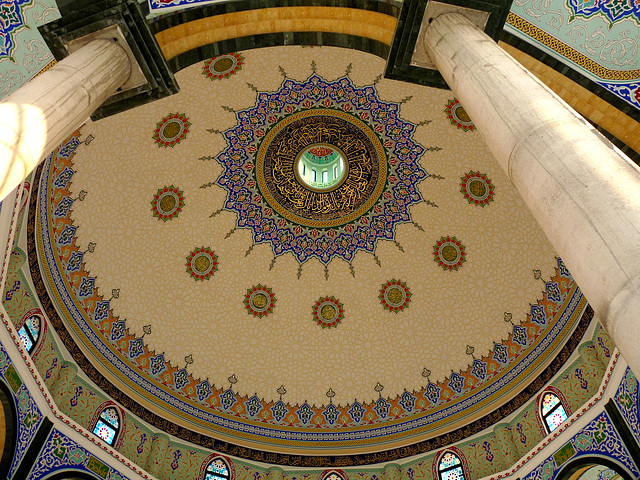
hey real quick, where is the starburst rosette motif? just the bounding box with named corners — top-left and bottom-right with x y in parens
top-left (151, 185), bottom-right (185, 221)
top-left (460, 171), bottom-right (495, 207)
top-left (445, 99), bottom-right (475, 132)
top-left (244, 284), bottom-right (276, 318)
top-left (152, 113), bottom-right (191, 147)
top-left (433, 236), bottom-right (467, 271)
top-left (185, 247), bottom-right (218, 281)
top-left (312, 296), bottom-right (344, 328)
top-left (202, 53), bottom-right (244, 80)
top-left (215, 74), bottom-right (431, 265)
top-left (379, 279), bottom-right (412, 313)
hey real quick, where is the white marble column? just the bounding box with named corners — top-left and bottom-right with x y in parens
top-left (424, 13), bottom-right (640, 375)
top-left (0, 38), bottom-right (130, 201)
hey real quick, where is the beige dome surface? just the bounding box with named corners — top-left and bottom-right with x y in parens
top-left (35, 46), bottom-right (586, 457)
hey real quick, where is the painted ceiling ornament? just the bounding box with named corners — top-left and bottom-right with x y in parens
top-left (215, 73), bottom-right (433, 265)
top-left (202, 53), bottom-right (244, 80)
top-left (445, 99), bottom-right (475, 132)
top-left (460, 171), bottom-right (495, 207)
top-left (433, 236), bottom-right (467, 271)
top-left (152, 113), bottom-right (191, 148)
top-left (566, 0), bottom-right (640, 26)
top-left (185, 246), bottom-right (218, 281)
top-left (312, 296), bottom-right (345, 328)
top-left (0, 0), bottom-right (31, 60)
top-left (151, 185), bottom-right (185, 221)
top-left (379, 279), bottom-right (412, 313)
top-left (244, 284), bottom-right (276, 318)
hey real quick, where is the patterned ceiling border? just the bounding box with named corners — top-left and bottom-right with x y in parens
top-left (27, 146), bottom-right (593, 466)
top-left (506, 12), bottom-right (640, 81)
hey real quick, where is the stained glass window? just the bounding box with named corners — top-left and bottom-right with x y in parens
top-left (438, 452), bottom-right (465, 480)
top-left (541, 392), bottom-right (568, 433)
top-left (93, 406), bottom-right (120, 445)
top-left (206, 458), bottom-right (230, 480)
top-left (324, 473), bottom-right (345, 480)
top-left (18, 315), bottom-right (41, 353)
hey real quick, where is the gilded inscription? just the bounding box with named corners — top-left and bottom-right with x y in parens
top-left (257, 110), bottom-right (386, 227)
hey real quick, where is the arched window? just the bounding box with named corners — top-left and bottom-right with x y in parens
top-left (540, 391), bottom-right (568, 433)
top-left (312, 169), bottom-right (317, 182)
top-left (438, 451), bottom-right (466, 480)
top-left (18, 314), bottom-right (41, 354)
top-left (322, 170), bottom-right (328, 183)
top-left (321, 470), bottom-right (347, 480)
top-left (92, 406), bottom-right (121, 446)
top-left (205, 457), bottom-right (231, 480)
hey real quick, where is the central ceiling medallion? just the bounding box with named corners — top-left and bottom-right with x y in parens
top-left (216, 74), bottom-right (430, 264)
top-left (257, 109), bottom-right (385, 227)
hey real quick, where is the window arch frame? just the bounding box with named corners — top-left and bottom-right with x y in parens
top-left (17, 309), bottom-right (45, 356)
top-left (432, 447), bottom-right (470, 480)
top-left (90, 402), bottom-right (125, 448)
top-left (200, 454), bottom-right (235, 480)
top-left (556, 456), bottom-right (634, 480)
top-left (538, 387), bottom-right (570, 434)
top-left (320, 469), bottom-right (348, 480)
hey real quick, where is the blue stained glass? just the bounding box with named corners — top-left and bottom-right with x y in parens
top-left (439, 453), bottom-right (461, 470)
top-left (206, 459), bottom-right (230, 480)
top-left (541, 393), bottom-right (560, 415)
top-left (93, 419), bottom-right (116, 444)
top-left (441, 467), bottom-right (464, 480)
top-left (18, 326), bottom-right (33, 352)
top-left (545, 404), bottom-right (568, 432)
top-left (25, 315), bottom-right (40, 339)
top-left (100, 407), bottom-right (119, 428)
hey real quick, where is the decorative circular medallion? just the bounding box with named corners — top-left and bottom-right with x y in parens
top-left (312, 296), bottom-right (344, 328)
top-left (445, 99), bottom-right (475, 132)
top-left (185, 247), bottom-right (218, 281)
top-left (244, 284), bottom-right (276, 318)
top-left (257, 110), bottom-right (385, 227)
top-left (216, 74), bottom-right (431, 265)
top-left (460, 171), bottom-right (495, 207)
top-left (153, 113), bottom-right (191, 147)
top-left (433, 236), bottom-right (467, 271)
top-left (202, 53), bottom-right (244, 80)
top-left (379, 279), bottom-right (411, 313)
top-left (151, 185), bottom-right (185, 221)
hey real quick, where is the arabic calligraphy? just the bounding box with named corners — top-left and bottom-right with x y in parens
top-left (257, 110), bottom-right (386, 227)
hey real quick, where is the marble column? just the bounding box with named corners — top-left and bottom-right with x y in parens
top-left (424, 13), bottom-right (640, 375)
top-left (0, 38), bottom-right (130, 200)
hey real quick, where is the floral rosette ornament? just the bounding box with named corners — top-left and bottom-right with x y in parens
top-left (153, 113), bottom-right (191, 147)
top-left (312, 296), bottom-right (344, 328)
top-left (445, 99), bottom-right (475, 132)
top-left (433, 236), bottom-right (467, 271)
top-left (151, 185), bottom-right (185, 221)
top-left (185, 247), bottom-right (218, 281)
top-left (202, 53), bottom-right (244, 80)
top-left (244, 284), bottom-right (276, 318)
top-left (215, 74), bottom-right (431, 265)
top-left (379, 279), bottom-right (411, 313)
top-left (460, 171), bottom-right (494, 207)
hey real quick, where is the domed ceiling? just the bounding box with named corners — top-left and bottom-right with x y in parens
top-left (32, 45), bottom-right (587, 461)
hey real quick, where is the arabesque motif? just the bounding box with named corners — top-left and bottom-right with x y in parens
top-left (216, 74), bottom-right (432, 265)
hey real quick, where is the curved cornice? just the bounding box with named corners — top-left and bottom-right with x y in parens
top-left (149, 1), bottom-right (399, 72)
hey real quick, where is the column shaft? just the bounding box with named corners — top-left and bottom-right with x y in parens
top-left (425, 13), bottom-right (640, 374)
top-left (0, 38), bottom-right (130, 200)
